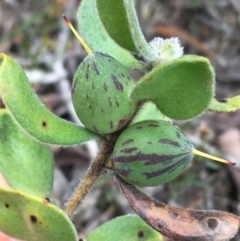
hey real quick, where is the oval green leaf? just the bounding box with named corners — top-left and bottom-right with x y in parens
top-left (131, 55), bottom-right (215, 120)
top-left (96, 0), bottom-right (155, 61)
top-left (0, 109), bottom-right (53, 199)
top-left (87, 215), bottom-right (162, 241)
top-left (0, 53), bottom-right (99, 145)
top-left (0, 187), bottom-right (78, 241)
top-left (78, 0), bottom-right (143, 69)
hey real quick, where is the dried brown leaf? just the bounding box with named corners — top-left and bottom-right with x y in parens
top-left (116, 176), bottom-right (240, 241)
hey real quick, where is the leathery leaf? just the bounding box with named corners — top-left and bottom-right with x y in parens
top-left (96, 0), bottom-right (156, 61)
top-left (0, 187), bottom-right (78, 241)
top-left (87, 215), bottom-right (162, 241)
top-left (0, 54), bottom-right (99, 145)
top-left (131, 55), bottom-right (215, 120)
top-left (78, 0), bottom-right (143, 69)
top-left (0, 109), bottom-right (53, 199)
top-left (117, 176), bottom-right (240, 241)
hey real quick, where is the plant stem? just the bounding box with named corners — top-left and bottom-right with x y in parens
top-left (64, 138), bottom-right (114, 218)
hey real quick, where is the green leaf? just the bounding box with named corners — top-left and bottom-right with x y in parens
top-left (131, 55), bottom-right (215, 120)
top-left (78, 0), bottom-right (144, 69)
top-left (131, 101), bottom-right (171, 124)
top-left (87, 215), bottom-right (162, 241)
top-left (0, 53), bottom-right (99, 145)
top-left (0, 187), bottom-right (78, 241)
top-left (96, 0), bottom-right (155, 61)
top-left (0, 109), bottom-right (53, 199)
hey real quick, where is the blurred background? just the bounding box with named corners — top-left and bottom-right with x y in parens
top-left (1, 0), bottom-right (240, 240)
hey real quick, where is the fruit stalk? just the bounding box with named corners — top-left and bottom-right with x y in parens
top-left (64, 138), bottom-right (115, 218)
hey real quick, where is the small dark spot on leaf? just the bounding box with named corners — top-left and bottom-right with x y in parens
top-left (5, 203), bottom-right (9, 208)
top-left (154, 202), bottom-right (165, 208)
top-left (136, 126), bottom-right (143, 129)
top-left (217, 99), bottom-right (227, 103)
top-left (172, 211), bottom-right (179, 218)
top-left (101, 108), bottom-right (104, 113)
top-left (158, 223), bottom-right (163, 230)
top-left (147, 141), bottom-right (153, 144)
top-left (147, 77), bottom-right (153, 81)
top-left (42, 121), bottom-right (47, 127)
top-left (138, 231), bottom-right (144, 238)
top-left (43, 197), bottom-right (51, 204)
top-left (30, 215), bottom-right (38, 223)
top-left (92, 83), bottom-right (95, 89)
top-left (86, 94), bottom-right (89, 99)
top-left (207, 218), bottom-right (218, 230)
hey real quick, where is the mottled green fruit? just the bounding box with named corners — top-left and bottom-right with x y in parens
top-left (87, 215), bottom-right (162, 241)
top-left (72, 52), bottom-right (137, 134)
top-left (0, 187), bottom-right (78, 241)
top-left (111, 120), bottom-right (194, 186)
top-left (0, 109), bottom-right (53, 199)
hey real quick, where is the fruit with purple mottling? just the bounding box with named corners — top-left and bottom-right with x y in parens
top-left (72, 52), bottom-right (137, 134)
top-left (111, 120), bottom-right (233, 187)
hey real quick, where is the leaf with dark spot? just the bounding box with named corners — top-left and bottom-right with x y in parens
top-left (0, 187), bottom-right (78, 241)
top-left (30, 215), bottom-right (38, 224)
top-left (117, 176), bottom-right (240, 241)
top-left (86, 214), bottom-right (162, 241)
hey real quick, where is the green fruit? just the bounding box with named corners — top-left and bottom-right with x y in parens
top-left (112, 120), bottom-right (233, 186)
top-left (72, 52), bottom-right (137, 134)
top-left (111, 120), bottom-right (194, 186)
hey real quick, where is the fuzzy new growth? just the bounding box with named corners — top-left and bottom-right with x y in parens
top-left (149, 37), bottom-right (184, 62)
